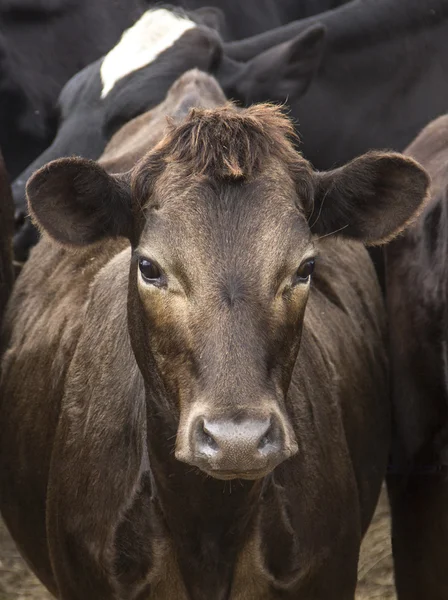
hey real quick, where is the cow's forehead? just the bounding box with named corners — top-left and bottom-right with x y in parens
top-left (100, 9), bottom-right (197, 99)
top-left (138, 167), bottom-right (312, 271)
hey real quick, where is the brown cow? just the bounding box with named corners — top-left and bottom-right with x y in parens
top-left (0, 70), bottom-right (429, 599)
top-left (386, 114), bottom-right (448, 600)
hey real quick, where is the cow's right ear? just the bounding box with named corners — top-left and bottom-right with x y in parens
top-left (27, 157), bottom-right (132, 246)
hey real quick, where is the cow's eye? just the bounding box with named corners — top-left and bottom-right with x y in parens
top-left (294, 258), bottom-right (315, 284)
top-left (139, 258), bottom-right (163, 285)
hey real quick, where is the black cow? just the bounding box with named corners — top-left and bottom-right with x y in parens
top-left (12, 7), bottom-right (326, 262)
top-left (281, 0), bottom-right (350, 18)
top-left (385, 114), bottom-right (448, 600)
top-left (226, 0), bottom-right (448, 170)
top-left (0, 0), bottom-right (149, 179)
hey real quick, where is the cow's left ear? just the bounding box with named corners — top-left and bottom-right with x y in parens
top-left (308, 152), bottom-right (430, 245)
top-left (231, 24), bottom-right (326, 104)
top-left (27, 157), bottom-right (132, 246)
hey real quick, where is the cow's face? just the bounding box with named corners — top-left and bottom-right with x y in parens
top-left (130, 158), bottom-right (314, 480)
top-left (27, 103), bottom-right (429, 480)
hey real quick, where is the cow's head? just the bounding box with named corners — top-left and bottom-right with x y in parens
top-left (220, 23), bottom-right (327, 105)
top-left (26, 95), bottom-right (429, 481)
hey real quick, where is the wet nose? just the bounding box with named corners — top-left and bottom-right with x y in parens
top-left (180, 415), bottom-right (296, 479)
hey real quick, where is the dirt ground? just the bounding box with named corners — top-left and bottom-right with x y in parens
top-left (0, 487), bottom-right (395, 599)
top-left (357, 487), bottom-right (396, 600)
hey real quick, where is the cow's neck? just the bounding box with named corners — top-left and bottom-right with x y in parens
top-left (143, 396), bottom-right (264, 598)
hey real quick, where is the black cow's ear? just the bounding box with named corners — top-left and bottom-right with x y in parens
top-left (231, 24), bottom-right (326, 104)
top-left (309, 152), bottom-right (430, 245)
top-left (192, 7), bottom-right (226, 35)
top-left (27, 157), bottom-right (132, 246)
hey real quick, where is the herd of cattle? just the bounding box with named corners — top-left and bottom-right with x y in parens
top-left (0, 0), bottom-right (447, 598)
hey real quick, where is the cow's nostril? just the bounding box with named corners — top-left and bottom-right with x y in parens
top-left (258, 433), bottom-right (270, 450)
top-left (257, 421), bottom-right (275, 451)
top-left (203, 431), bottom-right (218, 450)
top-left (199, 420), bottom-right (219, 452)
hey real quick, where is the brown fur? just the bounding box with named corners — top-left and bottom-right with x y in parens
top-left (0, 71), bottom-right (429, 599)
top-left (151, 103), bottom-right (300, 180)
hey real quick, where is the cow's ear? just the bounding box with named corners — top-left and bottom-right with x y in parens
top-left (27, 157), bottom-right (132, 246)
top-left (192, 7), bottom-right (226, 35)
top-left (231, 24), bottom-right (326, 104)
top-left (308, 152), bottom-right (430, 245)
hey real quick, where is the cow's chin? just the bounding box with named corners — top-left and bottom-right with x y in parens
top-left (203, 468), bottom-right (273, 481)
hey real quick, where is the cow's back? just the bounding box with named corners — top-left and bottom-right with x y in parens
top-left (0, 235), bottom-right (127, 590)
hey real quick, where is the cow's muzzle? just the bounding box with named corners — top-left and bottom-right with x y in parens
top-left (176, 412), bottom-right (298, 479)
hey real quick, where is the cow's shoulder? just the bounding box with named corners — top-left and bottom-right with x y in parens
top-left (1, 234), bottom-right (129, 455)
top-left (3, 235), bottom-right (126, 348)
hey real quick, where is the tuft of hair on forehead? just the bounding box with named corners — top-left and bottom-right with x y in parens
top-left (149, 103), bottom-right (302, 181)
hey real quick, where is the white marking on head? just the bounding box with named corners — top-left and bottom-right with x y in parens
top-left (100, 9), bottom-right (196, 99)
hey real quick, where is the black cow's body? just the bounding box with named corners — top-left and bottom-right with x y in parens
top-left (226, 0), bottom-right (448, 170)
top-left (165, 0), bottom-right (349, 40)
top-left (0, 0), bottom-right (148, 179)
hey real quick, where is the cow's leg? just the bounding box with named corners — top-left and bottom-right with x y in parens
top-left (388, 473), bottom-right (448, 600)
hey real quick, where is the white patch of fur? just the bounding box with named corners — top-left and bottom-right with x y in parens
top-left (100, 9), bottom-right (196, 98)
